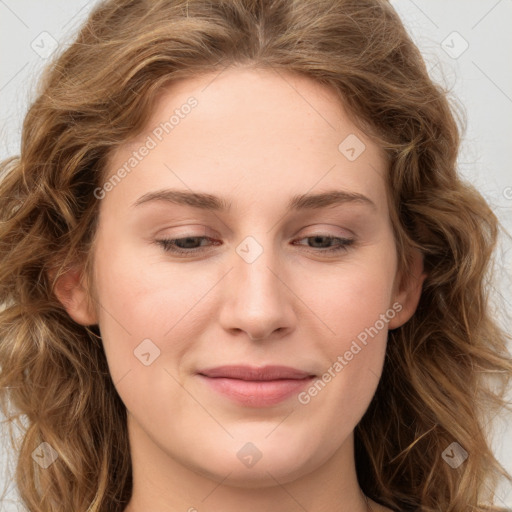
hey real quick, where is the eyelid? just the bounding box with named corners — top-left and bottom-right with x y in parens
top-left (154, 231), bottom-right (356, 257)
top-left (156, 222), bottom-right (353, 237)
top-left (155, 226), bottom-right (352, 243)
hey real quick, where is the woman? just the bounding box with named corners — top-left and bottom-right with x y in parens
top-left (0, 0), bottom-right (511, 511)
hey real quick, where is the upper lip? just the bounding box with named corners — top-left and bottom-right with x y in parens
top-left (197, 365), bottom-right (315, 381)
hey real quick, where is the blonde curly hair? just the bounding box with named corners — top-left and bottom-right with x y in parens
top-left (1, 0), bottom-right (511, 510)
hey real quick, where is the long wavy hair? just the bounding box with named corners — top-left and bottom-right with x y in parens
top-left (1, 0), bottom-right (511, 510)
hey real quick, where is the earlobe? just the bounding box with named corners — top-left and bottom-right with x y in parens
top-left (388, 248), bottom-right (427, 330)
top-left (52, 265), bottom-right (98, 326)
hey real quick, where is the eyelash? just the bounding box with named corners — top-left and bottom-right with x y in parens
top-left (154, 234), bottom-right (355, 256)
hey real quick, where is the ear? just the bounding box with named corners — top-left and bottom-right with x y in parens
top-left (388, 247), bottom-right (427, 330)
top-left (52, 265), bottom-right (98, 326)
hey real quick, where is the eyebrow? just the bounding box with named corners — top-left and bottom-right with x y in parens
top-left (131, 188), bottom-right (376, 212)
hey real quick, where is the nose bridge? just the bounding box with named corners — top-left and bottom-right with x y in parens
top-left (233, 233), bottom-right (282, 304)
top-left (219, 231), bottom-right (294, 340)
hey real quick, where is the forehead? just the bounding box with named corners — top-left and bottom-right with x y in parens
top-left (103, 66), bottom-right (388, 215)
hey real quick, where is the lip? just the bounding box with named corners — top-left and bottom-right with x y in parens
top-left (197, 365), bottom-right (315, 407)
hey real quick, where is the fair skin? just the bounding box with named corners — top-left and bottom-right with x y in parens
top-left (55, 66), bottom-right (425, 512)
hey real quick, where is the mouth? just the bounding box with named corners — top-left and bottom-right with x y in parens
top-left (196, 365), bottom-right (316, 407)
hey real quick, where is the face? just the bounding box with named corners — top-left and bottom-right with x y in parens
top-left (57, 67), bottom-right (424, 489)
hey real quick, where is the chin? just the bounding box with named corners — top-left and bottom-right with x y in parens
top-left (187, 442), bottom-right (317, 488)
top-left (203, 460), bottom-right (311, 489)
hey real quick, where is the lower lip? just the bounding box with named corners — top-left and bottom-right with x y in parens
top-left (198, 375), bottom-right (314, 407)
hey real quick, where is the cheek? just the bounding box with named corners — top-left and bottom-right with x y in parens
top-left (91, 251), bottom-right (207, 425)
top-left (91, 242), bottom-right (207, 383)
top-left (333, 265), bottom-right (395, 337)
top-left (321, 273), bottom-right (392, 382)
top-left (299, 241), bottom-right (397, 406)
top-left (310, 247), bottom-right (397, 347)
top-left (93, 218), bottom-right (397, 391)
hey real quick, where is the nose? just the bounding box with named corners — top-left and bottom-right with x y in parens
top-left (218, 239), bottom-right (296, 342)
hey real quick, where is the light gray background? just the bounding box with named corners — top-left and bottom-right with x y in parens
top-left (1, 0), bottom-right (511, 510)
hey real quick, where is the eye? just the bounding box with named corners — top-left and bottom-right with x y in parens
top-left (154, 236), bottom-right (219, 255)
top-left (292, 234), bottom-right (355, 254)
top-left (154, 234), bottom-right (354, 257)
